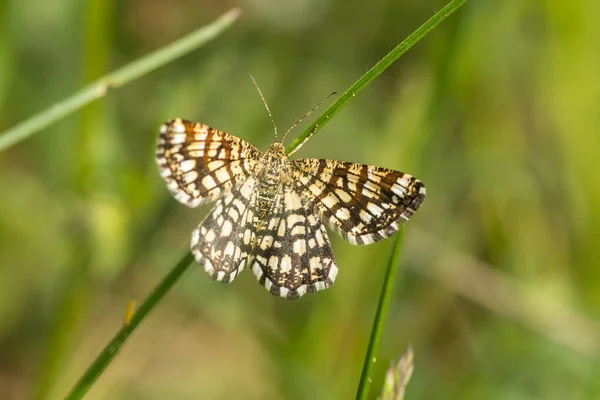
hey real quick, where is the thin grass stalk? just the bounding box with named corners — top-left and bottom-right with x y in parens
top-left (64, 252), bottom-right (194, 400)
top-left (0, 8), bottom-right (241, 153)
top-left (355, 230), bottom-right (405, 400)
top-left (353, 1), bottom-right (467, 398)
top-left (286, 0), bottom-right (467, 155)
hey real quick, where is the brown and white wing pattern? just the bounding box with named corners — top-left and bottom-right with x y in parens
top-left (156, 116), bottom-right (426, 299)
top-left (291, 159), bottom-right (426, 245)
top-left (156, 118), bottom-right (261, 207)
top-left (250, 184), bottom-right (338, 299)
top-left (191, 176), bottom-right (258, 283)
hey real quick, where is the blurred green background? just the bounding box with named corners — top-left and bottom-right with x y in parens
top-left (1, 0), bottom-right (600, 399)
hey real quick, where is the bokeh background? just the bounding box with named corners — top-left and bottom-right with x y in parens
top-left (1, 0), bottom-right (600, 399)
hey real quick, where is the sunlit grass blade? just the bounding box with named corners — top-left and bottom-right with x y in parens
top-left (0, 8), bottom-right (241, 153)
top-left (64, 251), bottom-right (194, 400)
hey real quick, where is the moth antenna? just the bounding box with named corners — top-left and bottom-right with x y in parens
top-left (280, 92), bottom-right (337, 145)
top-left (248, 74), bottom-right (278, 142)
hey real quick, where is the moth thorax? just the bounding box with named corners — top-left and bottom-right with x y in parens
top-left (260, 148), bottom-right (289, 185)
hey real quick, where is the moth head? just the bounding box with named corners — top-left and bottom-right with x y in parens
top-left (267, 142), bottom-right (286, 157)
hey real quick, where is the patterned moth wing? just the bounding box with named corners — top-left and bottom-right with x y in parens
top-left (156, 116), bottom-right (427, 299)
top-left (290, 159), bottom-right (426, 245)
top-left (251, 183), bottom-right (338, 299)
top-left (156, 118), bottom-right (262, 284)
top-left (156, 118), bottom-right (260, 207)
top-left (191, 177), bottom-right (258, 283)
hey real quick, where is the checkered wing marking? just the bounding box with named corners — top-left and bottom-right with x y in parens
top-left (291, 159), bottom-right (426, 245)
top-left (251, 184), bottom-right (338, 299)
top-left (191, 177), bottom-right (258, 283)
top-left (156, 118), bottom-right (260, 207)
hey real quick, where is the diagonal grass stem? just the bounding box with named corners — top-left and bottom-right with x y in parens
top-left (0, 8), bottom-right (241, 153)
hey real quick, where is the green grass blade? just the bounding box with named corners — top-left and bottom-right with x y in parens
top-left (0, 8), bottom-right (241, 153)
top-left (347, 3), bottom-right (467, 397)
top-left (64, 251), bottom-right (194, 400)
top-left (286, 0), bottom-right (466, 156)
top-left (356, 230), bottom-right (405, 400)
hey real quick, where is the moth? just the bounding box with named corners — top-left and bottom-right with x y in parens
top-left (156, 79), bottom-right (425, 299)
